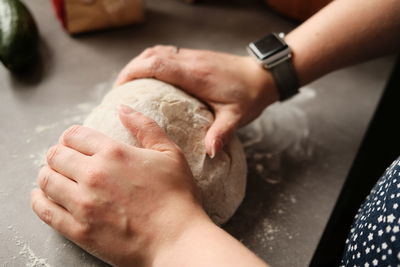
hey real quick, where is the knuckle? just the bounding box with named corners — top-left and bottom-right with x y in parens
top-left (142, 118), bottom-right (157, 128)
top-left (136, 119), bottom-right (159, 140)
top-left (141, 47), bottom-right (155, 58)
top-left (38, 168), bottom-right (50, 191)
top-left (72, 223), bottom-right (92, 241)
top-left (85, 168), bottom-right (106, 188)
top-left (105, 144), bottom-right (127, 160)
top-left (78, 198), bottom-right (95, 215)
top-left (138, 114), bottom-right (157, 129)
top-left (31, 194), bottom-right (39, 211)
top-left (165, 45), bottom-right (177, 51)
top-left (142, 45), bottom-right (166, 58)
top-left (61, 125), bottom-right (82, 144)
top-left (30, 191), bottom-right (55, 227)
top-left (39, 208), bottom-right (53, 225)
top-left (76, 199), bottom-right (100, 226)
top-left (46, 145), bottom-right (59, 165)
top-left (148, 56), bottom-right (164, 73)
top-left (152, 45), bottom-right (165, 51)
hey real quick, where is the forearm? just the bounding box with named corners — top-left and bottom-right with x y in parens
top-left (286, 0), bottom-right (400, 85)
top-left (153, 214), bottom-right (268, 267)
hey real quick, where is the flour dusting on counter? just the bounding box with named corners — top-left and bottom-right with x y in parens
top-left (239, 87), bottom-right (315, 184)
top-left (28, 80), bottom-right (113, 169)
top-left (19, 244), bottom-right (52, 267)
top-left (6, 224), bottom-right (53, 267)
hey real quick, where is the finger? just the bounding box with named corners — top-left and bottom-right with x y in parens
top-left (37, 165), bottom-right (79, 212)
top-left (31, 188), bottom-right (80, 241)
top-left (114, 57), bottom-right (184, 87)
top-left (115, 45), bottom-right (181, 86)
top-left (118, 104), bottom-right (177, 153)
top-left (46, 144), bottom-right (90, 181)
top-left (138, 45), bottom-right (180, 60)
top-left (60, 125), bottom-right (115, 156)
top-left (205, 108), bottom-right (240, 158)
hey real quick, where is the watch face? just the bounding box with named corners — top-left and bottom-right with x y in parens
top-left (252, 34), bottom-right (287, 60)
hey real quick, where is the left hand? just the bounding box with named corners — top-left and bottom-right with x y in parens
top-left (31, 105), bottom-right (208, 266)
top-left (114, 46), bottom-right (278, 158)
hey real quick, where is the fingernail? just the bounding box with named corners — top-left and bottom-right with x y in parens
top-left (119, 104), bottom-right (134, 114)
top-left (209, 147), bottom-right (215, 159)
top-left (210, 139), bottom-right (223, 159)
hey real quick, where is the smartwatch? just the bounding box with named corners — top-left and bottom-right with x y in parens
top-left (247, 33), bottom-right (299, 101)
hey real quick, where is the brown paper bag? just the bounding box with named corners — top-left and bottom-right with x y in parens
top-left (63, 0), bottom-right (145, 34)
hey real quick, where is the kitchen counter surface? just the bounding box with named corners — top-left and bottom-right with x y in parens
top-left (0, 0), bottom-right (395, 266)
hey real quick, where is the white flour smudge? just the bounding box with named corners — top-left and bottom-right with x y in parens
top-left (239, 87), bottom-right (316, 184)
top-left (34, 123), bottom-right (59, 134)
top-left (7, 224), bottom-right (53, 267)
top-left (19, 244), bottom-right (52, 267)
top-left (255, 218), bottom-right (280, 247)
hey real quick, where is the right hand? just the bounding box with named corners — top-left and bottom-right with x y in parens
top-left (114, 46), bottom-right (279, 158)
top-left (31, 105), bottom-right (208, 266)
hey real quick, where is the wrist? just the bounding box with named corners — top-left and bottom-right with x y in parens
top-left (151, 206), bottom-right (213, 267)
top-left (151, 200), bottom-right (269, 267)
top-left (245, 56), bottom-right (279, 108)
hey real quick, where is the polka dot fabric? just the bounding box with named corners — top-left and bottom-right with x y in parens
top-left (341, 157), bottom-right (400, 266)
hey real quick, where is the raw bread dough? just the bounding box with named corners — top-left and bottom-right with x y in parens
top-left (84, 78), bottom-right (247, 224)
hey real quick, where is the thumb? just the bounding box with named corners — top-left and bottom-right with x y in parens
top-left (118, 104), bottom-right (176, 153)
top-left (205, 108), bottom-right (239, 158)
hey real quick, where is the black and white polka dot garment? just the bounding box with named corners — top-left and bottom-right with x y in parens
top-left (341, 157), bottom-right (400, 267)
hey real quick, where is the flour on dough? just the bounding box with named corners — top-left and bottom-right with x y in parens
top-left (84, 78), bottom-right (247, 224)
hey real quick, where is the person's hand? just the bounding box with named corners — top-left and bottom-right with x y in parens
top-left (31, 105), bottom-right (208, 266)
top-left (114, 46), bottom-right (279, 158)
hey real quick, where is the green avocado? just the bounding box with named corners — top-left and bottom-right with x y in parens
top-left (0, 0), bottom-right (39, 72)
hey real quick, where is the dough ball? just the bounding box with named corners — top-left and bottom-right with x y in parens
top-left (83, 78), bottom-right (247, 224)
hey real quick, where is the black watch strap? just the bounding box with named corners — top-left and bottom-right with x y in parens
top-left (270, 58), bottom-right (299, 101)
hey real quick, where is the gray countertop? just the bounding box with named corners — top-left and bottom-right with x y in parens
top-left (0, 0), bottom-right (395, 266)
